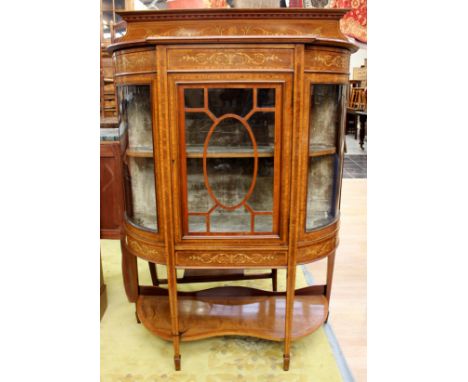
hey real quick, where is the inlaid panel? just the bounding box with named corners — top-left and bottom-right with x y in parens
top-left (176, 251), bottom-right (287, 267)
top-left (168, 48), bottom-right (293, 71)
top-left (114, 48), bottom-right (156, 75)
top-left (304, 48), bottom-right (349, 73)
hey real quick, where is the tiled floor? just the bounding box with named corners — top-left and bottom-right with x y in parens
top-left (344, 134), bottom-right (367, 179)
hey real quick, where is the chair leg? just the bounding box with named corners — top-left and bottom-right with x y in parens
top-left (272, 269), bottom-right (278, 292)
top-left (148, 261), bottom-right (159, 286)
top-left (173, 335), bottom-right (181, 371)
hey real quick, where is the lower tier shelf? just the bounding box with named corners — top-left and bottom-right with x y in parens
top-left (136, 286), bottom-right (328, 342)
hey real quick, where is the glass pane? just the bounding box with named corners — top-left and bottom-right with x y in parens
top-left (126, 157), bottom-right (158, 231)
top-left (185, 112), bottom-right (212, 149)
top-left (306, 155), bottom-right (338, 230)
top-left (119, 85), bottom-right (153, 152)
top-left (247, 157), bottom-right (274, 211)
top-left (258, 88), bottom-right (275, 107)
top-left (117, 84), bottom-right (158, 232)
top-left (184, 88), bottom-right (204, 108)
top-left (208, 88), bottom-right (253, 117)
top-left (188, 215), bottom-right (206, 233)
top-left (309, 84), bottom-right (342, 150)
top-left (247, 112), bottom-right (275, 148)
top-left (210, 208), bottom-right (251, 233)
top-left (182, 86), bottom-right (277, 235)
top-left (254, 214), bottom-right (273, 233)
top-left (186, 158), bottom-right (214, 212)
top-left (206, 158), bottom-right (254, 208)
top-left (306, 84), bottom-right (345, 231)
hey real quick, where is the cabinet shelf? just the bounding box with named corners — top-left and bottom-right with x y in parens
top-left (136, 286), bottom-right (328, 342)
top-left (186, 145), bottom-right (274, 158)
top-left (126, 148), bottom-right (154, 158)
top-left (309, 145), bottom-right (336, 157)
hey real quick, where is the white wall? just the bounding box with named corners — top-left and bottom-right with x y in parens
top-left (350, 46), bottom-right (367, 78)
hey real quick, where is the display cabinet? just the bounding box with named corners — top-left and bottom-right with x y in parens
top-left (109, 8), bottom-right (357, 371)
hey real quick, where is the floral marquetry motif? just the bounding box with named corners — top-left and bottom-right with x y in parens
top-left (126, 236), bottom-right (166, 264)
top-left (114, 49), bottom-right (156, 75)
top-left (168, 49), bottom-right (293, 71)
top-left (296, 236), bottom-right (338, 264)
top-left (176, 252), bottom-right (287, 267)
top-left (304, 49), bottom-right (350, 73)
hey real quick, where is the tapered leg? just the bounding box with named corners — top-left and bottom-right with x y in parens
top-left (325, 252), bottom-right (336, 324)
top-left (173, 335), bottom-right (181, 371)
top-left (135, 310), bottom-right (141, 324)
top-left (283, 354), bottom-right (290, 371)
top-left (148, 262), bottom-right (159, 286)
top-left (272, 269), bottom-right (278, 292)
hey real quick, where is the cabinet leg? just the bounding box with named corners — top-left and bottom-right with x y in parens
top-left (283, 354), bottom-right (290, 371)
top-left (272, 269), bottom-right (278, 292)
top-left (148, 262), bottom-right (159, 286)
top-left (135, 310), bottom-right (141, 324)
top-left (174, 354), bottom-right (181, 371)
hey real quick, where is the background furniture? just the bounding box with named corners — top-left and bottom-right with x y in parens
top-left (109, 8), bottom-right (357, 371)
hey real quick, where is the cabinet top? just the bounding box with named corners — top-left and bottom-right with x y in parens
top-left (108, 8), bottom-right (357, 53)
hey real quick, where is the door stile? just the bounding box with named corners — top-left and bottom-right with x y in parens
top-left (155, 45), bottom-right (181, 369)
top-left (283, 44), bottom-right (305, 371)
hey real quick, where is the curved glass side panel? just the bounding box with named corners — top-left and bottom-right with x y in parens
top-left (118, 85), bottom-right (158, 231)
top-left (306, 84), bottom-right (345, 231)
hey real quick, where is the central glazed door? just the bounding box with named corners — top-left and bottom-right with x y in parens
top-left (177, 83), bottom-right (283, 237)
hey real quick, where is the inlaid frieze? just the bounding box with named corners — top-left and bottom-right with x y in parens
top-left (296, 235), bottom-right (337, 263)
top-left (176, 251), bottom-right (287, 267)
top-left (168, 48), bottom-right (293, 71)
top-left (114, 49), bottom-right (156, 75)
top-left (126, 235), bottom-right (166, 263)
top-left (304, 49), bottom-right (349, 73)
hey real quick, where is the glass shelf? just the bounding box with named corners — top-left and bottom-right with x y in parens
top-left (186, 145), bottom-right (274, 158)
top-left (308, 144), bottom-right (336, 157)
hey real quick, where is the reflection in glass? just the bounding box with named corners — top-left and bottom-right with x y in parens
top-left (208, 88), bottom-right (253, 117)
top-left (185, 112), bottom-right (212, 148)
top-left (309, 84), bottom-right (342, 149)
top-left (126, 157), bottom-right (158, 231)
top-left (247, 112), bottom-right (275, 147)
top-left (182, 86), bottom-right (277, 234)
top-left (258, 88), bottom-right (275, 107)
top-left (306, 84), bottom-right (344, 231)
top-left (184, 88), bottom-right (204, 108)
top-left (121, 85), bottom-right (153, 151)
top-left (117, 84), bottom-right (158, 231)
top-left (211, 208), bottom-right (251, 233)
top-left (306, 154), bottom-right (337, 230)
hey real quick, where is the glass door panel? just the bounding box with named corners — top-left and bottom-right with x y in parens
top-left (306, 84), bottom-right (345, 231)
top-left (180, 85), bottom-right (279, 236)
top-left (117, 85), bottom-right (158, 231)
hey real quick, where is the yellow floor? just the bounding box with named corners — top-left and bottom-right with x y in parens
top-left (307, 179), bottom-right (367, 381)
top-left (101, 241), bottom-right (345, 381)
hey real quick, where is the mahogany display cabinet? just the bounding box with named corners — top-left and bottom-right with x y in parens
top-left (109, 8), bottom-right (357, 371)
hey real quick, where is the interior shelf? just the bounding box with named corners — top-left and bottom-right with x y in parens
top-left (186, 145), bottom-right (274, 158)
top-left (126, 148), bottom-right (154, 158)
top-left (136, 286), bottom-right (328, 342)
top-left (309, 145), bottom-right (336, 157)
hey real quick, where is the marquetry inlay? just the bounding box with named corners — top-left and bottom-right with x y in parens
top-left (176, 251), bottom-right (287, 266)
top-left (126, 236), bottom-right (165, 263)
top-left (304, 49), bottom-right (349, 73)
top-left (297, 236), bottom-right (338, 263)
top-left (168, 48), bottom-right (293, 71)
top-left (114, 49), bottom-right (156, 75)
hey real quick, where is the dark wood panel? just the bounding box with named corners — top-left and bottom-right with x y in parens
top-left (100, 142), bottom-right (124, 239)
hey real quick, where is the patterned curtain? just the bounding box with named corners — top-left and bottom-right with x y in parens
top-left (329, 0), bottom-right (367, 43)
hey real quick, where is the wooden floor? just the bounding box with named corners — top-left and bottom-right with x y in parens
top-left (306, 179), bottom-right (367, 381)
